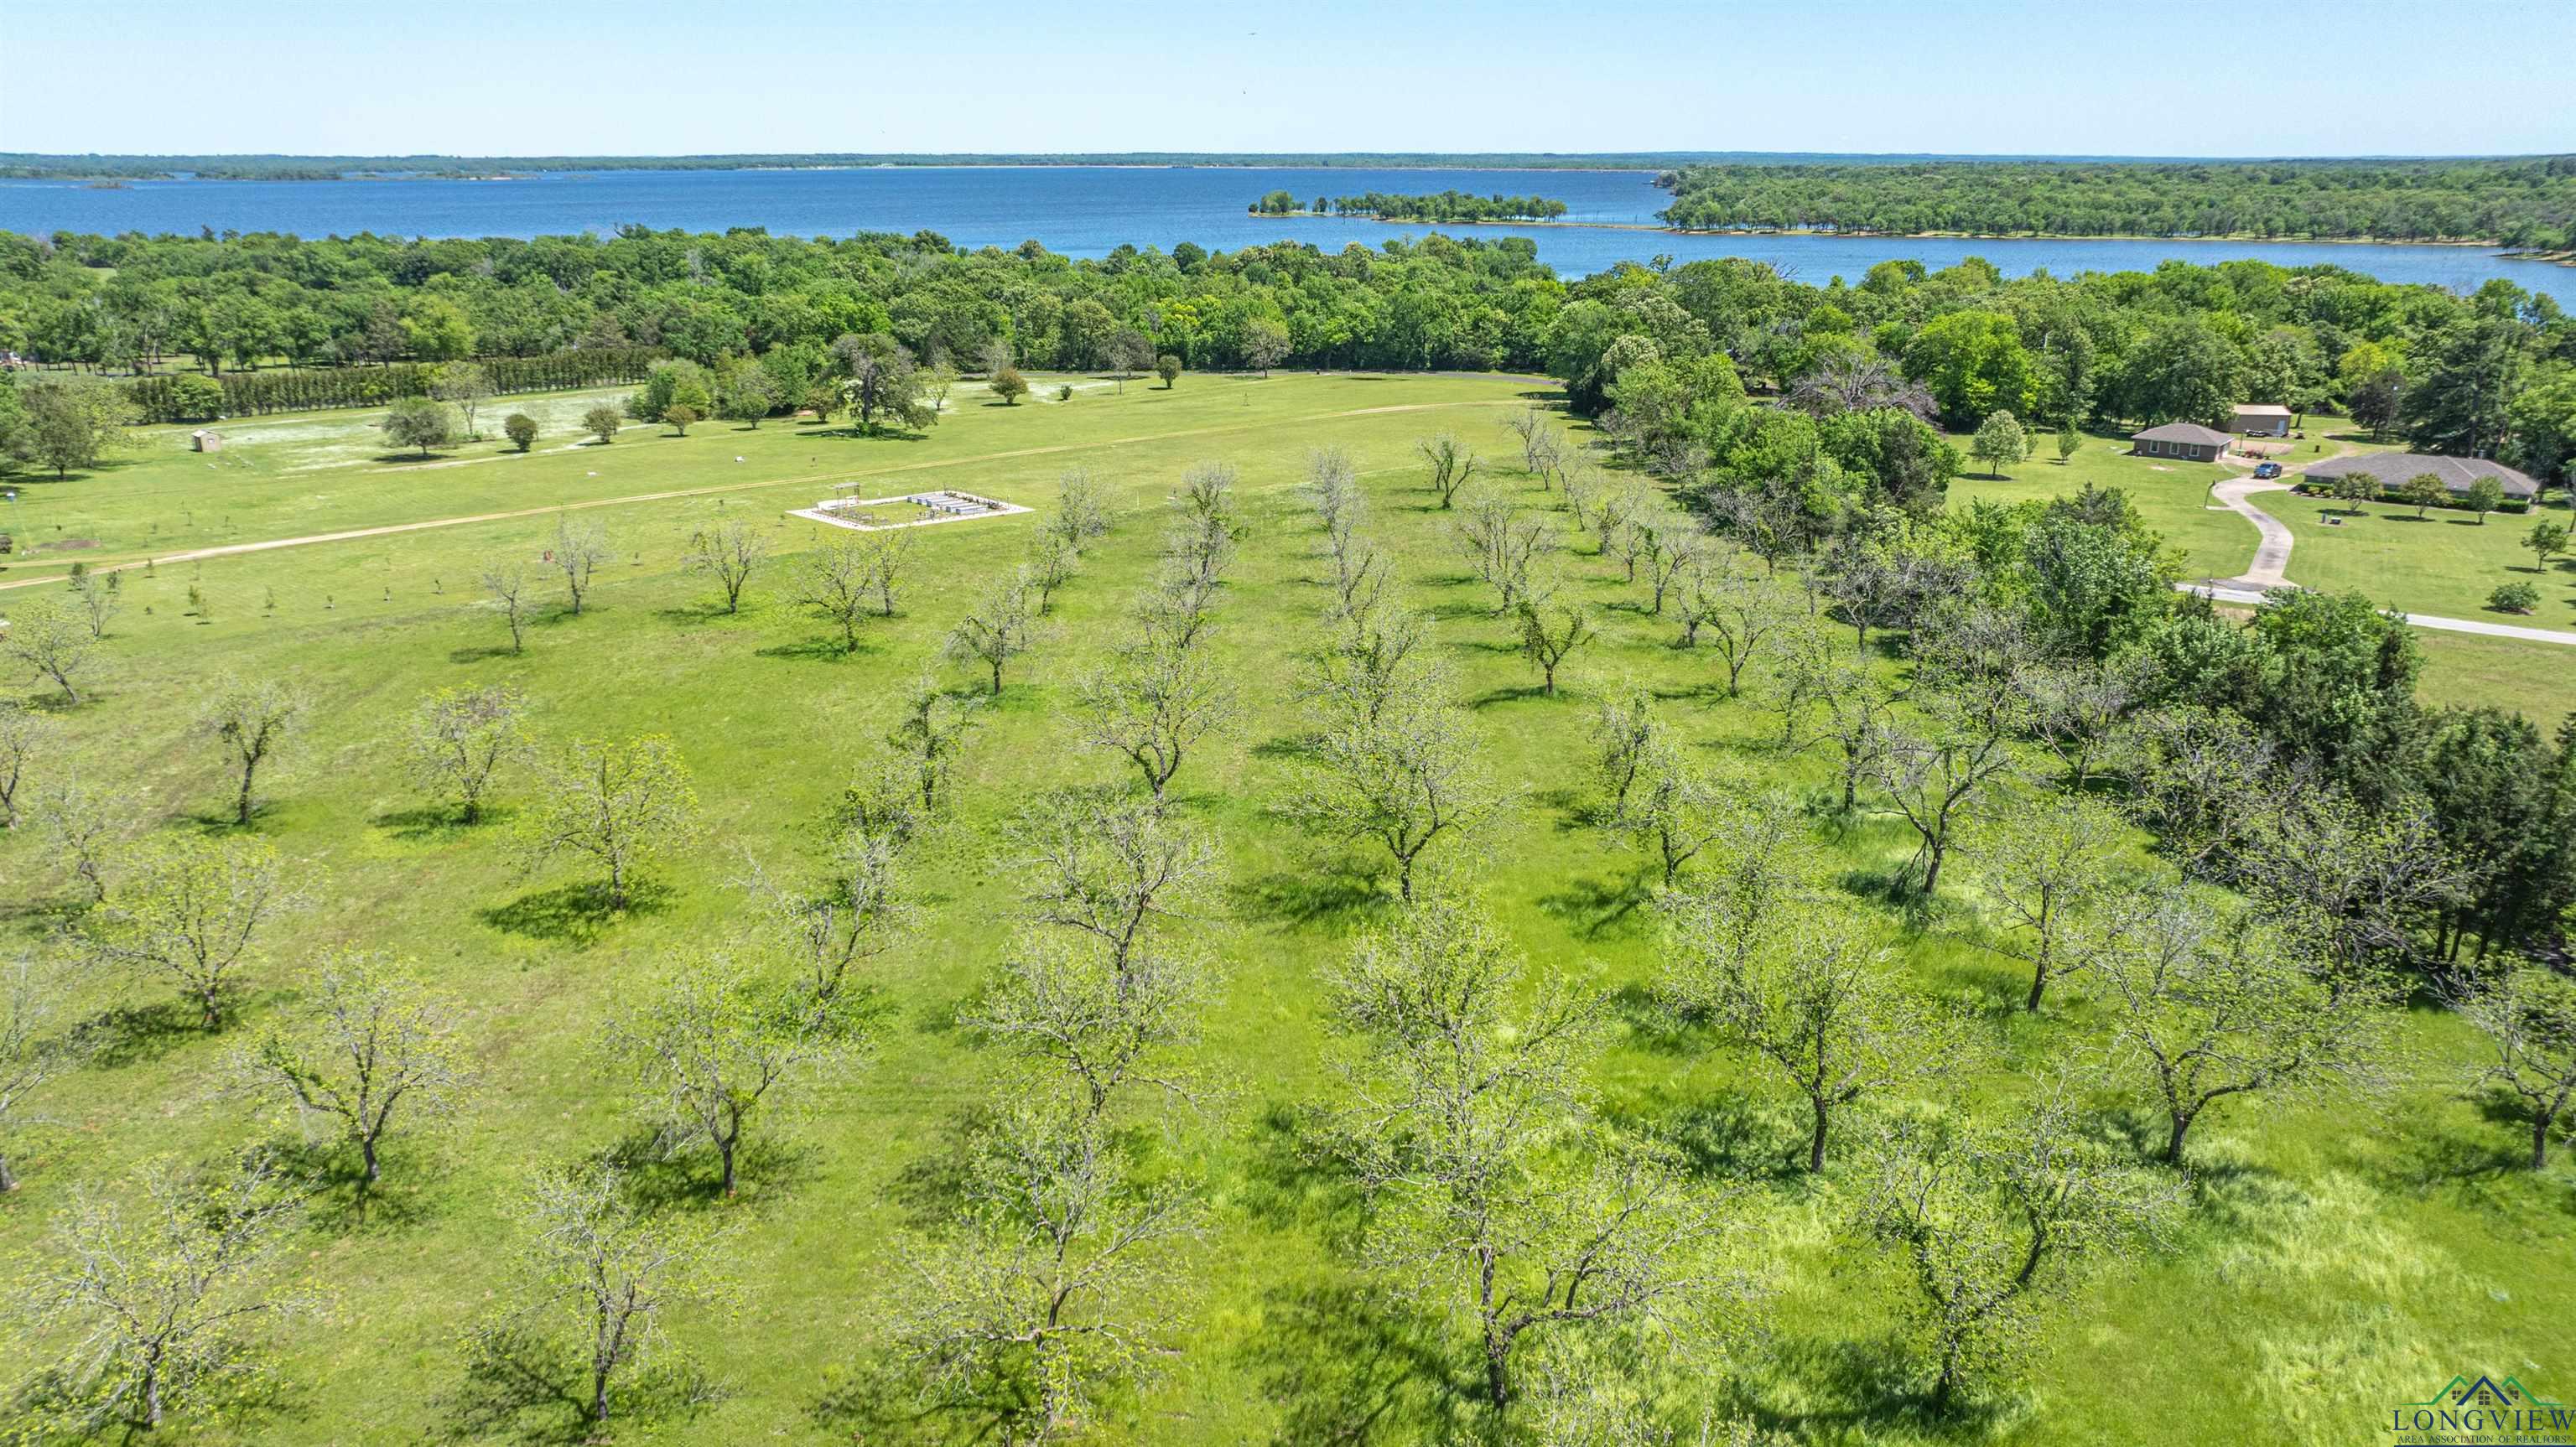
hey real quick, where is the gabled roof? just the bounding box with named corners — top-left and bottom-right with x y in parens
top-left (2303, 451), bottom-right (2540, 499)
top-left (2132, 422), bottom-right (2233, 446)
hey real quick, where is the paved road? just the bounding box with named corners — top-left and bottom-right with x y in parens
top-left (2203, 477), bottom-right (2299, 588)
top-left (2180, 582), bottom-right (2576, 646)
top-left (2179, 438), bottom-right (2576, 643)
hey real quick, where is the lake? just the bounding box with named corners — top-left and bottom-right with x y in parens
top-left (3, 165), bottom-right (2567, 303)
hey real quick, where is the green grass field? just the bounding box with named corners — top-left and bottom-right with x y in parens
top-left (1953, 428), bottom-right (2576, 727)
top-left (3, 376), bottom-right (2570, 1445)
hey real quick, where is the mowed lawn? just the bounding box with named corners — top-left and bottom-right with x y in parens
top-left (2, 375), bottom-right (2570, 1445)
top-left (1953, 426), bottom-right (2576, 727)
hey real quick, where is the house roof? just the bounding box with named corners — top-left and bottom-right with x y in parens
top-left (2132, 422), bottom-right (2234, 446)
top-left (2303, 451), bottom-right (2540, 499)
top-left (2233, 404), bottom-right (2292, 417)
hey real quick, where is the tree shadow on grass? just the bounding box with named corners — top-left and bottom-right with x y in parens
top-left (2387, 1123), bottom-right (2530, 1206)
top-left (9, 1351), bottom-right (309, 1444)
top-left (882, 1106), bottom-right (994, 1232)
top-left (1610, 982), bottom-right (1690, 1055)
top-left (1238, 1102), bottom-right (1367, 1242)
top-left (445, 643), bottom-right (524, 664)
top-left (2380, 1096), bottom-right (2547, 1210)
top-left (1534, 870), bottom-right (1653, 941)
top-left (265, 1137), bottom-right (443, 1235)
top-left (1242, 1278), bottom-right (1467, 1447)
top-left (70, 1001), bottom-right (201, 1069)
top-left (479, 880), bottom-right (673, 947)
top-left (1249, 731), bottom-right (1324, 765)
top-left (371, 804), bottom-right (511, 844)
top-left (590, 1130), bottom-right (823, 1214)
top-left (1468, 683), bottom-right (1554, 709)
top-left (1530, 784), bottom-right (1602, 833)
top-left (755, 635), bottom-right (871, 662)
top-left (1229, 864), bottom-right (1389, 931)
top-left (654, 598), bottom-right (767, 627)
top-left (440, 1324), bottom-right (719, 1447)
top-left (1724, 1332), bottom-right (2002, 1443)
top-left (1836, 865), bottom-right (1931, 919)
top-left (808, 1356), bottom-right (950, 1444)
top-left (1424, 598), bottom-right (1501, 624)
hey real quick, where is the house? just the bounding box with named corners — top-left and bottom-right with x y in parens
top-left (2230, 404), bottom-right (2293, 436)
top-left (2131, 422), bottom-right (2235, 463)
top-left (2301, 452), bottom-right (2540, 503)
top-left (190, 429), bottom-right (223, 453)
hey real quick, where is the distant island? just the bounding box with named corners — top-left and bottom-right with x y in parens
top-left (1654, 155), bottom-right (2576, 249)
top-left (1249, 189), bottom-right (1570, 223)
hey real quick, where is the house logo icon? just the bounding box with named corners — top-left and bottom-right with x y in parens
top-left (2390, 1374), bottom-right (2573, 1444)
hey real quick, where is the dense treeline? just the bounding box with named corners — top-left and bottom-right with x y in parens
top-left (120, 346), bottom-right (662, 423)
top-left (1252, 189), bottom-right (1570, 221)
top-left (0, 225), bottom-right (1566, 381)
top-left (1543, 250), bottom-right (2576, 486)
top-left (1655, 156), bottom-right (2576, 247)
top-left (6, 222), bottom-right (2576, 490)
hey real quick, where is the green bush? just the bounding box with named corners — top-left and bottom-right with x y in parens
top-left (2489, 581), bottom-right (2541, 615)
top-left (381, 397), bottom-right (460, 459)
top-left (503, 413), bottom-right (538, 452)
top-left (165, 373), bottom-right (226, 422)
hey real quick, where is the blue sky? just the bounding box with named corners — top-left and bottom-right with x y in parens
top-left (8, 0), bottom-right (2570, 158)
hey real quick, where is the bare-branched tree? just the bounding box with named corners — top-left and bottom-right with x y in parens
top-left (681, 516), bottom-right (769, 615)
top-left (235, 950), bottom-right (473, 1185)
top-left (1418, 433), bottom-right (1480, 509)
top-left (405, 684), bottom-right (527, 824)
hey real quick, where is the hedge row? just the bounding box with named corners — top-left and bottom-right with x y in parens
top-left (121, 347), bottom-right (667, 424)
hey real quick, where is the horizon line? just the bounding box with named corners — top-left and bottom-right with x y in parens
top-left (8, 148), bottom-right (2573, 166)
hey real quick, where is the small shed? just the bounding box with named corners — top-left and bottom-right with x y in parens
top-left (2131, 422), bottom-right (2234, 463)
top-left (190, 429), bottom-right (224, 454)
top-left (2230, 404), bottom-right (2293, 436)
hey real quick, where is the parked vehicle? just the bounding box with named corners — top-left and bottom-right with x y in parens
top-left (2253, 462), bottom-right (2283, 479)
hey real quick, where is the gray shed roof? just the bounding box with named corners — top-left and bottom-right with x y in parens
top-left (2132, 422), bottom-right (2234, 446)
top-left (2303, 452), bottom-right (2540, 500)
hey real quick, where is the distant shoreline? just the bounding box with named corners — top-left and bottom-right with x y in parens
top-left (6, 148), bottom-right (2567, 183)
top-left (1269, 211), bottom-right (2526, 251)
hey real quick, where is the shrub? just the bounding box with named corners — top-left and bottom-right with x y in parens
top-left (662, 404), bottom-right (700, 436)
top-left (989, 366), bottom-right (1028, 406)
top-left (2489, 581), bottom-right (2541, 615)
top-left (166, 373), bottom-right (226, 422)
top-left (583, 405), bottom-right (622, 444)
top-left (503, 413), bottom-right (538, 452)
top-left (382, 397), bottom-right (460, 459)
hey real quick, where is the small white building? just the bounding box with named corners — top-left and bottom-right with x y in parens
top-left (190, 429), bottom-right (224, 453)
top-left (2230, 404), bottom-right (2292, 437)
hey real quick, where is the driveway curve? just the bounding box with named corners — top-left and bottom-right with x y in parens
top-left (2205, 476), bottom-right (2298, 589)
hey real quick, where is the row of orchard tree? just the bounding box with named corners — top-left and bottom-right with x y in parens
top-left (3, 407), bottom-right (2573, 1439)
top-left (115, 345), bottom-right (666, 423)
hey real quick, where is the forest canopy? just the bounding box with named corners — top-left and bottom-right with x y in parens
top-left (3, 222), bottom-right (2572, 487)
top-left (1655, 156), bottom-right (2576, 248)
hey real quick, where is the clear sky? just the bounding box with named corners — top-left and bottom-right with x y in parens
top-left (8, 0), bottom-right (2570, 158)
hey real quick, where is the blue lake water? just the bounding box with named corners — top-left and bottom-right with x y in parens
top-left (3, 165), bottom-right (2567, 303)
